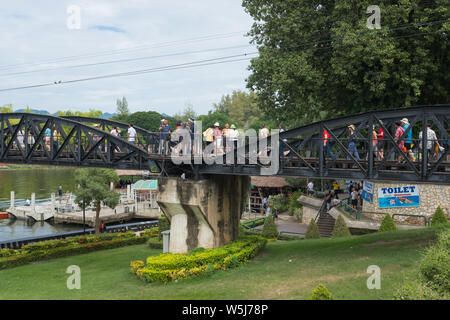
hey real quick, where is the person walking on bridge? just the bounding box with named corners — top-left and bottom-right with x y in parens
top-left (323, 129), bottom-right (335, 161)
top-left (401, 118), bottom-right (415, 162)
top-left (376, 122), bottom-right (385, 160)
top-left (347, 124), bottom-right (360, 161)
top-left (213, 122), bottom-right (223, 154)
top-left (394, 121), bottom-right (406, 162)
top-left (127, 123), bottom-right (137, 145)
top-left (159, 120), bottom-right (171, 155)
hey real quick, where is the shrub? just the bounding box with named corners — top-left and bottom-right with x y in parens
top-left (305, 219), bottom-right (320, 239)
top-left (394, 280), bottom-right (447, 300)
top-left (331, 215), bottom-right (351, 238)
top-left (418, 228), bottom-right (450, 293)
top-left (269, 194), bottom-right (288, 212)
top-left (293, 208), bottom-right (303, 223)
top-left (130, 260), bottom-right (145, 274)
top-left (158, 214), bottom-right (171, 240)
top-left (261, 215), bottom-right (279, 239)
top-left (378, 214), bottom-right (397, 232)
top-left (311, 284), bottom-right (333, 300)
top-left (147, 237), bottom-right (163, 249)
top-left (394, 228), bottom-right (450, 300)
top-left (132, 235), bottom-right (267, 283)
top-left (288, 189), bottom-right (303, 216)
top-left (431, 206), bottom-right (448, 226)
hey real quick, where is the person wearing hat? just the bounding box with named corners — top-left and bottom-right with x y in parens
top-left (213, 122), bottom-right (223, 154)
top-left (394, 121), bottom-right (406, 162)
top-left (222, 123), bottom-right (230, 152)
top-left (227, 124), bottom-right (239, 150)
top-left (347, 124), bottom-right (360, 160)
top-left (401, 118), bottom-right (414, 161)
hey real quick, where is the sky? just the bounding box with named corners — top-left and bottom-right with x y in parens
top-left (0, 0), bottom-right (256, 116)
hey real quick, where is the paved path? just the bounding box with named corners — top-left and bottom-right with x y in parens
top-left (248, 212), bottom-right (307, 236)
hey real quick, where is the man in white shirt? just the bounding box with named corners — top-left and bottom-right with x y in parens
top-left (127, 123), bottom-right (137, 144)
top-left (419, 124), bottom-right (441, 160)
top-left (307, 181), bottom-right (314, 195)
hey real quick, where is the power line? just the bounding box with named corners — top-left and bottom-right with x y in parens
top-left (0, 20), bottom-right (447, 93)
top-left (0, 44), bottom-right (254, 77)
top-left (0, 31), bottom-right (249, 72)
top-left (0, 53), bottom-right (258, 92)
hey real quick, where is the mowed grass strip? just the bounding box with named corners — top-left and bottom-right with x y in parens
top-left (0, 227), bottom-right (442, 300)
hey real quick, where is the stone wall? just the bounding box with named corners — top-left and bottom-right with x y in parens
top-left (297, 195), bottom-right (322, 224)
top-left (362, 181), bottom-right (450, 224)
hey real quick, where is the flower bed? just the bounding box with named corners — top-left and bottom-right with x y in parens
top-left (0, 228), bottom-right (158, 270)
top-left (130, 235), bottom-right (267, 283)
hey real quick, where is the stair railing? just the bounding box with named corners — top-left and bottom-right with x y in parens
top-left (314, 199), bottom-right (327, 222)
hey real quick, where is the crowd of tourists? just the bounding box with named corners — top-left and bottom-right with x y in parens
top-left (322, 117), bottom-right (445, 164)
top-left (8, 116), bottom-right (446, 166)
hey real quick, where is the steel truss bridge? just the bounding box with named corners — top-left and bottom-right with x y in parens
top-left (0, 105), bottom-right (449, 183)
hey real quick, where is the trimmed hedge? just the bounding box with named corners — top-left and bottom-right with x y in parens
top-left (147, 237), bottom-right (163, 249)
top-left (0, 229), bottom-right (158, 270)
top-left (131, 235), bottom-right (267, 283)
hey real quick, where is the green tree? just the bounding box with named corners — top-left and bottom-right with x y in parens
top-left (213, 90), bottom-right (261, 129)
top-left (431, 206), bottom-right (448, 226)
top-left (1, 104), bottom-right (13, 113)
top-left (116, 97), bottom-right (129, 116)
top-left (378, 214), bottom-right (397, 232)
top-left (173, 104), bottom-right (197, 122)
top-left (242, 0), bottom-right (450, 125)
top-left (196, 110), bottom-right (232, 131)
top-left (305, 219), bottom-right (320, 239)
top-left (73, 168), bottom-right (120, 234)
top-left (261, 215), bottom-right (279, 238)
top-left (331, 215), bottom-right (351, 238)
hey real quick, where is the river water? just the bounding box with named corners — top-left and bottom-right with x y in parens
top-left (0, 166), bottom-right (82, 241)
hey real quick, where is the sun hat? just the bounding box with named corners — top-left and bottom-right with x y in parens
top-left (348, 124), bottom-right (356, 130)
top-left (230, 124), bottom-right (236, 129)
top-left (401, 118), bottom-right (409, 124)
top-left (214, 122), bottom-right (220, 127)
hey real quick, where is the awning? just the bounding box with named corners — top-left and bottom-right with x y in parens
top-left (132, 179), bottom-right (158, 191)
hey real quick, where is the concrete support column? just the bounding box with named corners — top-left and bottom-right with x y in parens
top-left (157, 175), bottom-right (250, 253)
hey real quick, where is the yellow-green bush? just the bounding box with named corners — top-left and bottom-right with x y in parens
top-left (131, 235), bottom-right (267, 283)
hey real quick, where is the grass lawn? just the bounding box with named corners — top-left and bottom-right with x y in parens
top-left (0, 227), bottom-right (443, 300)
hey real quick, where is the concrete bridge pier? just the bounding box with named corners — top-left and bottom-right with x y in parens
top-left (157, 175), bottom-right (250, 253)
